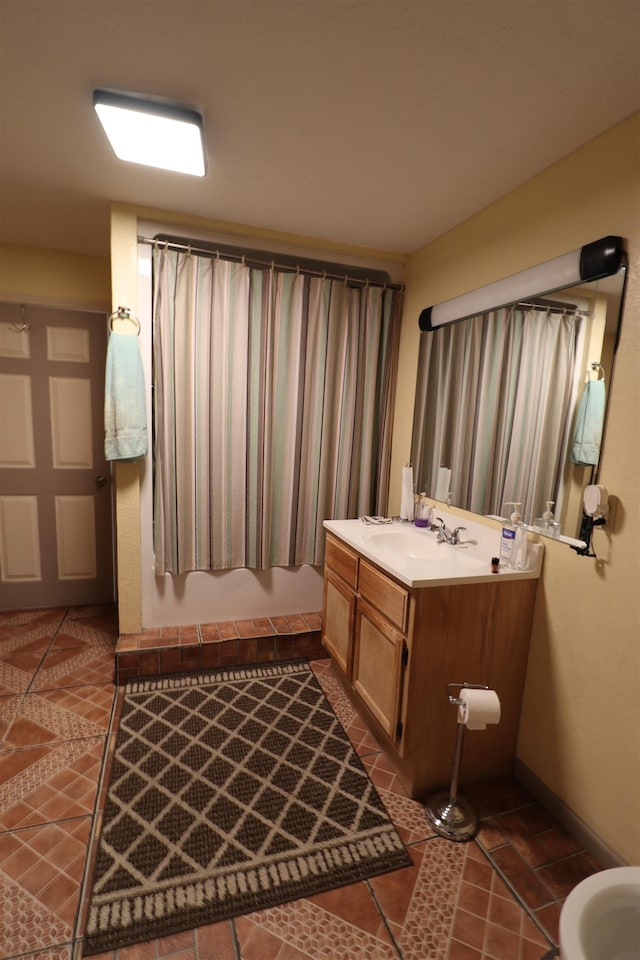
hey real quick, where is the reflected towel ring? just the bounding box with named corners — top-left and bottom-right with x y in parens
top-left (109, 306), bottom-right (141, 335)
top-left (9, 303), bottom-right (32, 333)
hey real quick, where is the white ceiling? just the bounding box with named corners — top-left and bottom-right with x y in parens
top-left (1, 0), bottom-right (639, 259)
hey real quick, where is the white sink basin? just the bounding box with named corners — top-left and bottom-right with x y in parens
top-left (369, 530), bottom-right (446, 560)
top-left (367, 528), bottom-right (486, 571)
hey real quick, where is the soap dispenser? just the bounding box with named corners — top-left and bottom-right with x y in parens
top-left (500, 502), bottom-right (524, 568)
top-left (533, 501), bottom-right (560, 538)
top-left (414, 493), bottom-right (430, 527)
top-left (542, 501), bottom-right (560, 537)
top-left (512, 508), bottom-right (529, 570)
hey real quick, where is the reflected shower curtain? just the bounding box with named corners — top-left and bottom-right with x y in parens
top-left (152, 248), bottom-right (401, 575)
top-left (411, 306), bottom-right (586, 523)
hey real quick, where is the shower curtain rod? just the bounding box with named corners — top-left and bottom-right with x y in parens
top-left (515, 297), bottom-right (591, 318)
top-left (137, 234), bottom-right (403, 291)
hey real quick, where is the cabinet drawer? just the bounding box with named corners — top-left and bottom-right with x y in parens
top-left (325, 534), bottom-right (358, 589)
top-left (359, 560), bottom-right (409, 632)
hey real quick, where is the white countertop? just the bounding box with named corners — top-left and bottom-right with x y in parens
top-left (323, 515), bottom-right (543, 588)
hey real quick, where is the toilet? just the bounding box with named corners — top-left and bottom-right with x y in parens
top-left (559, 866), bottom-right (640, 959)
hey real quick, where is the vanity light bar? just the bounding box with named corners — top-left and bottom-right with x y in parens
top-left (419, 236), bottom-right (624, 331)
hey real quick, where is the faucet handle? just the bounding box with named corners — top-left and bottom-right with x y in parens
top-left (452, 526), bottom-right (467, 544)
top-left (434, 518), bottom-right (448, 542)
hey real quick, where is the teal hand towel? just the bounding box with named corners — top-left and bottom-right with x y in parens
top-left (104, 332), bottom-right (148, 461)
top-left (570, 378), bottom-right (605, 467)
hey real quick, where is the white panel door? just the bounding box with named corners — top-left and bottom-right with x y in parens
top-left (0, 303), bottom-right (114, 608)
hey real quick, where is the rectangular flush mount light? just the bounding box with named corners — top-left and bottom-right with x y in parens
top-left (419, 236), bottom-right (624, 331)
top-left (93, 89), bottom-right (205, 176)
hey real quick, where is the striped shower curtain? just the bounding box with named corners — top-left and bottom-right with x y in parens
top-left (411, 305), bottom-right (586, 524)
top-left (152, 248), bottom-right (401, 575)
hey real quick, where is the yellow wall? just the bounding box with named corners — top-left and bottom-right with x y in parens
top-left (109, 208), bottom-right (144, 634)
top-left (391, 112), bottom-right (640, 863)
top-left (0, 243), bottom-right (110, 307)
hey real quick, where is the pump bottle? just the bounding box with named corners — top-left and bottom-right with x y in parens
top-left (501, 502), bottom-right (527, 569)
top-left (512, 515), bottom-right (528, 570)
top-left (540, 501), bottom-right (560, 538)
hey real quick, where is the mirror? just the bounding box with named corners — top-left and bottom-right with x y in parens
top-left (410, 265), bottom-right (626, 542)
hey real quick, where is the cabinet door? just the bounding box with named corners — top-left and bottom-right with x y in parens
top-left (322, 566), bottom-right (356, 678)
top-left (353, 598), bottom-right (405, 741)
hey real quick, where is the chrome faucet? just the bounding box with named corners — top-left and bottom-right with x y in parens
top-left (434, 517), bottom-right (467, 545)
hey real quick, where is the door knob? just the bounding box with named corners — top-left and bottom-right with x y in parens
top-left (95, 475), bottom-right (107, 488)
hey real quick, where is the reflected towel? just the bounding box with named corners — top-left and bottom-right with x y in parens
top-left (104, 332), bottom-right (148, 461)
top-left (570, 379), bottom-right (605, 467)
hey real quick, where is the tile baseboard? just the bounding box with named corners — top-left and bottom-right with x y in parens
top-left (514, 758), bottom-right (626, 870)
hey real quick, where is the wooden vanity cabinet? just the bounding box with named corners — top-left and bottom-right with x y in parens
top-left (321, 532), bottom-right (538, 800)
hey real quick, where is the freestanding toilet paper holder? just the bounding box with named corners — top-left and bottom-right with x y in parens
top-left (424, 682), bottom-right (490, 842)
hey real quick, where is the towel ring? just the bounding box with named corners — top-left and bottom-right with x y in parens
top-left (8, 303), bottom-right (32, 333)
top-left (109, 306), bottom-right (141, 335)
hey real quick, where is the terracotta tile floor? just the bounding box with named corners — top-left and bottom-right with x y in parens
top-left (0, 605), bottom-right (600, 959)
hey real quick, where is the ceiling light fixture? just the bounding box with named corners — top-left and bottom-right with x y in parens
top-left (418, 236), bottom-right (625, 331)
top-left (93, 89), bottom-right (205, 176)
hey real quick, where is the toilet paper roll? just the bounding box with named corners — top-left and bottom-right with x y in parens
top-left (400, 465), bottom-right (414, 521)
top-left (457, 688), bottom-right (501, 730)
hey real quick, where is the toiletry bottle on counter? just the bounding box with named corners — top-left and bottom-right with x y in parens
top-left (414, 493), bottom-right (430, 527)
top-left (500, 502), bottom-right (523, 568)
top-left (512, 518), bottom-right (528, 570)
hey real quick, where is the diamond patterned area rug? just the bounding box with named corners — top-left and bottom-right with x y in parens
top-left (83, 661), bottom-right (410, 955)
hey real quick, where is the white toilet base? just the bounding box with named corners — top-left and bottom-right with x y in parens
top-left (559, 866), bottom-right (640, 960)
